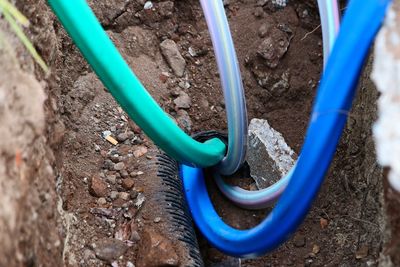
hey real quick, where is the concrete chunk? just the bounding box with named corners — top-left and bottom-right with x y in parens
top-left (247, 118), bottom-right (297, 189)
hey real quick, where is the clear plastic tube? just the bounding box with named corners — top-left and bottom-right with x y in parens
top-left (319, 0), bottom-right (340, 67)
top-left (201, 0), bottom-right (248, 176)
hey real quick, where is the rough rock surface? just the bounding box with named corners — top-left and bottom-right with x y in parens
top-left (247, 118), bottom-right (297, 189)
top-left (137, 229), bottom-right (179, 267)
top-left (372, 2), bottom-right (400, 265)
top-left (0, 15), bottom-right (62, 267)
top-left (160, 39), bottom-right (186, 77)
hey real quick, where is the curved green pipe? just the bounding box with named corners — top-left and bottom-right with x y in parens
top-left (48, 0), bottom-right (226, 167)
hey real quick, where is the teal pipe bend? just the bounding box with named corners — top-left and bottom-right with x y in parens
top-left (48, 0), bottom-right (226, 167)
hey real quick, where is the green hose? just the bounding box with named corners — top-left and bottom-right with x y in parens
top-left (48, 0), bottom-right (226, 167)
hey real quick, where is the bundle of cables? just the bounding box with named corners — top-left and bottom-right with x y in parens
top-left (48, 0), bottom-right (391, 259)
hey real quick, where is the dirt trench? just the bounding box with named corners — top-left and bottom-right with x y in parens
top-left (0, 0), bottom-right (398, 266)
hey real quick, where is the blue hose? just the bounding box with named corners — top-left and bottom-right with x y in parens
top-left (180, 0), bottom-right (391, 257)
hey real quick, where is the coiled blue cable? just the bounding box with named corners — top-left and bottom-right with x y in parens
top-left (180, 0), bottom-right (391, 257)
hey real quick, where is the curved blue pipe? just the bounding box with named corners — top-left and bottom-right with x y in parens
top-left (180, 0), bottom-right (391, 257)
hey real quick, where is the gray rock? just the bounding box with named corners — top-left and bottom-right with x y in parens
top-left (160, 39), bottom-right (186, 77)
top-left (176, 110), bottom-right (192, 132)
top-left (110, 191), bottom-right (119, 200)
top-left (270, 71), bottom-right (290, 96)
top-left (94, 238), bottom-right (128, 262)
top-left (106, 175), bottom-right (117, 184)
top-left (174, 92), bottom-right (191, 109)
top-left (116, 132), bottom-right (129, 142)
top-left (103, 159), bottom-right (114, 170)
top-left (257, 29), bottom-right (290, 68)
top-left (247, 118), bottom-right (297, 189)
top-left (114, 162), bottom-right (125, 171)
top-left (178, 80), bottom-right (190, 89)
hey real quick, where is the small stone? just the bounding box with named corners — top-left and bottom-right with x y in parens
top-left (144, 1), bottom-right (153, 10)
top-left (312, 244), bottom-right (320, 254)
top-left (126, 262), bottom-right (135, 267)
top-left (356, 246), bottom-right (369, 259)
top-left (131, 231), bottom-right (141, 242)
top-left (103, 159), bottom-right (114, 170)
top-left (154, 217), bottom-right (161, 223)
top-left (120, 170), bottom-right (129, 178)
top-left (178, 80), bottom-right (190, 89)
top-left (106, 175), bottom-right (117, 184)
top-left (116, 133), bottom-right (129, 142)
top-left (89, 176), bottom-right (108, 197)
top-left (257, 29), bottom-right (289, 68)
top-left (320, 218), bottom-right (329, 229)
top-left (174, 92), bottom-right (191, 109)
top-left (135, 193), bottom-right (145, 208)
top-left (94, 238), bottom-right (128, 262)
top-left (134, 146), bottom-right (148, 158)
top-left (110, 154), bottom-right (120, 163)
top-left (293, 235), bottom-right (306, 247)
top-left (270, 71), bottom-right (290, 97)
top-left (97, 197), bottom-right (107, 205)
top-left (114, 162), bottom-right (125, 171)
top-left (94, 144), bottom-right (101, 152)
top-left (160, 39), bottom-right (186, 77)
top-left (176, 110), bottom-right (192, 132)
top-left (137, 230), bottom-right (179, 266)
top-left (130, 190), bottom-right (139, 200)
top-left (119, 192), bottom-right (130, 201)
top-left (110, 191), bottom-right (119, 200)
top-left (122, 178), bottom-right (135, 190)
top-left (188, 47), bottom-right (197, 57)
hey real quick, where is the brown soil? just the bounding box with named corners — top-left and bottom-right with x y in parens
top-left (0, 0), bottom-right (396, 266)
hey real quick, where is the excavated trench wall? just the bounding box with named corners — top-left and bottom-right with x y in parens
top-left (0, 2), bottom-right (63, 266)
